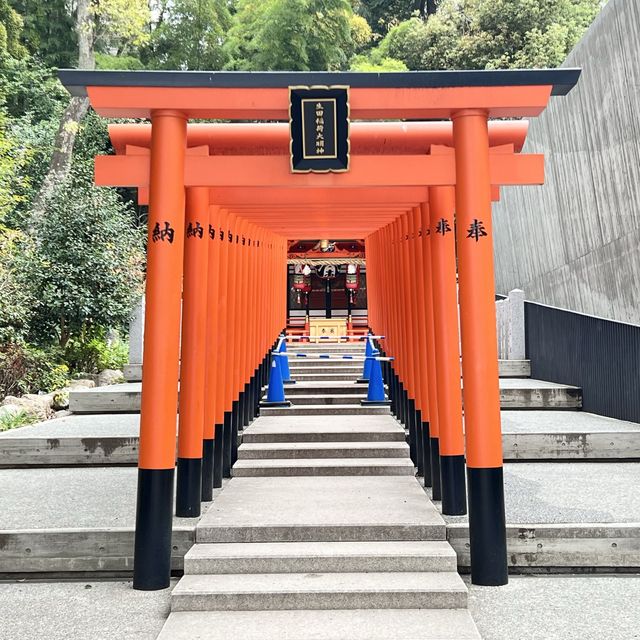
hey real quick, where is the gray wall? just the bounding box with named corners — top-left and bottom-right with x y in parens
top-left (492, 0), bottom-right (640, 324)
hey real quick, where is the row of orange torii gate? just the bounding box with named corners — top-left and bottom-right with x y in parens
top-left (59, 68), bottom-right (580, 592)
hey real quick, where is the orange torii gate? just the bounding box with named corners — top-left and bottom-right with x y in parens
top-left (59, 68), bottom-right (580, 591)
top-left (102, 121), bottom-right (531, 515)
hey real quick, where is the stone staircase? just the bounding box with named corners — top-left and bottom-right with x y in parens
top-left (69, 340), bottom-right (579, 415)
top-left (155, 342), bottom-right (482, 639)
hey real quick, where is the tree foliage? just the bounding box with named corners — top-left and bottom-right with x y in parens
top-left (0, 0), bottom-right (27, 60)
top-left (0, 0), bottom-right (606, 397)
top-left (143, 0), bottom-right (231, 70)
top-left (225, 0), bottom-right (355, 71)
top-left (355, 1), bottom-right (435, 36)
top-left (17, 170), bottom-right (145, 347)
top-left (0, 227), bottom-right (32, 341)
top-left (365, 0), bottom-right (603, 70)
top-left (8, 0), bottom-right (77, 67)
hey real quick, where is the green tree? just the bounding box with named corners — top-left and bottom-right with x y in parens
top-left (468, 0), bottom-right (602, 69)
top-left (355, 1), bottom-right (438, 36)
top-left (363, 0), bottom-right (603, 70)
top-left (350, 54), bottom-right (408, 71)
top-left (28, 0), bottom-right (150, 227)
top-left (225, 0), bottom-right (355, 71)
top-left (0, 56), bottom-right (67, 120)
top-left (0, 226), bottom-right (32, 341)
top-left (8, 0), bottom-right (76, 67)
top-left (0, 0), bottom-right (27, 60)
top-left (143, 0), bottom-right (232, 70)
top-left (18, 170), bottom-right (145, 348)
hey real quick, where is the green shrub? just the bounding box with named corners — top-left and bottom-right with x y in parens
top-left (0, 341), bottom-right (69, 399)
top-left (0, 227), bottom-right (33, 341)
top-left (63, 332), bottom-right (129, 374)
top-left (16, 169), bottom-right (145, 348)
top-left (0, 409), bottom-right (37, 432)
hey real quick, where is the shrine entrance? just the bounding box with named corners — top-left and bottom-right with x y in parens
top-left (59, 68), bottom-right (580, 591)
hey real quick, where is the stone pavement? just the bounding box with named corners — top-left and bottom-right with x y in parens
top-left (467, 575), bottom-right (640, 640)
top-left (155, 409), bottom-right (481, 638)
top-left (2, 461), bottom-right (639, 532)
top-left (0, 580), bottom-right (175, 640)
top-left (1, 575), bottom-right (639, 640)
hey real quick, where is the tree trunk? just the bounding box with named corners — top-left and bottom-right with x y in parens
top-left (29, 0), bottom-right (95, 230)
top-left (416, 0), bottom-right (438, 17)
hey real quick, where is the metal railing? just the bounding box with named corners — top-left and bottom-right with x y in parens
top-left (525, 301), bottom-right (640, 423)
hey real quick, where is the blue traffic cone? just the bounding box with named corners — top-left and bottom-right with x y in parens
top-left (361, 351), bottom-right (391, 406)
top-left (357, 337), bottom-right (374, 384)
top-left (260, 358), bottom-right (291, 407)
top-left (278, 336), bottom-right (295, 385)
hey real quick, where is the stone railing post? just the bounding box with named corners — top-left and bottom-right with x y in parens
top-left (496, 289), bottom-right (525, 360)
top-left (128, 294), bottom-right (145, 367)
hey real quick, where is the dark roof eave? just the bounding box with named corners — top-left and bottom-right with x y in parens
top-left (58, 68), bottom-right (581, 98)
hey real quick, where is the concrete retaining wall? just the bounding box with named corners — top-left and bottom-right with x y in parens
top-left (492, 0), bottom-right (640, 324)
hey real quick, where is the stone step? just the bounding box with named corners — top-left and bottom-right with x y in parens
top-left (291, 372), bottom-right (362, 382)
top-left (498, 379), bottom-right (582, 409)
top-left (196, 476), bottom-right (446, 543)
top-left (156, 609), bottom-right (481, 640)
top-left (242, 420), bottom-right (406, 444)
top-left (238, 441), bottom-right (410, 459)
top-left (70, 383), bottom-right (141, 413)
top-left (283, 382), bottom-right (368, 395)
top-left (288, 360), bottom-right (364, 369)
top-left (232, 457), bottom-right (415, 477)
top-left (287, 345), bottom-right (365, 352)
top-left (259, 404), bottom-right (391, 417)
top-left (282, 394), bottom-right (366, 406)
top-left (499, 359), bottom-right (531, 377)
top-left (123, 358), bottom-right (530, 381)
top-left (170, 571), bottom-right (468, 611)
top-left (184, 541), bottom-right (456, 574)
top-left (288, 365), bottom-right (363, 374)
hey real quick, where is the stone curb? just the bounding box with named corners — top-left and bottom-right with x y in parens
top-left (1, 523), bottom-right (638, 576)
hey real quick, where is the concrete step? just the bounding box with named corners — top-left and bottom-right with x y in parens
top-left (9, 409), bottom-right (640, 466)
top-left (242, 419), bottom-right (406, 444)
top-left (69, 383), bottom-right (141, 413)
top-left (157, 609), bottom-right (481, 640)
top-left (288, 360), bottom-right (364, 369)
top-left (284, 382), bottom-right (368, 395)
top-left (499, 359), bottom-right (531, 377)
top-left (196, 476), bottom-right (446, 543)
top-left (123, 358), bottom-right (530, 382)
top-left (498, 379), bottom-right (582, 409)
top-left (259, 404), bottom-right (391, 417)
top-left (288, 345), bottom-right (365, 352)
top-left (232, 457), bottom-right (415, 477)
top-left (291, 372), bottom-right (361, 382)
top-left (238, 442), bottom-right (410, 460)
top-left (283, 394), bottom-right (366, 406)
top-left (170, 571), bottom-right (468, 611)
top-left (288, 365), bottom-right (363, 375)
top-left (184, 541), bottom-right (456, 574)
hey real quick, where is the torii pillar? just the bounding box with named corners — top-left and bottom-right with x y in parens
top-left (134, 110), bottom-right (187, 591)
top-left (453, 109), bottom-right (507, 586)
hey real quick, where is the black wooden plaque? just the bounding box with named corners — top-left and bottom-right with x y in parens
top-left (289, 86), bottom-right (350, 173)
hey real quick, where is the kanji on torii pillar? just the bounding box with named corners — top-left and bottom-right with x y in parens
top-left (58, 68), bottom-right (581, 591)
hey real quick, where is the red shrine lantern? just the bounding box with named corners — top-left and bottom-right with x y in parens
top-left (345, 264), bottom-right (360, 299)
top-left (293, 264), bottom-right (312, 304)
